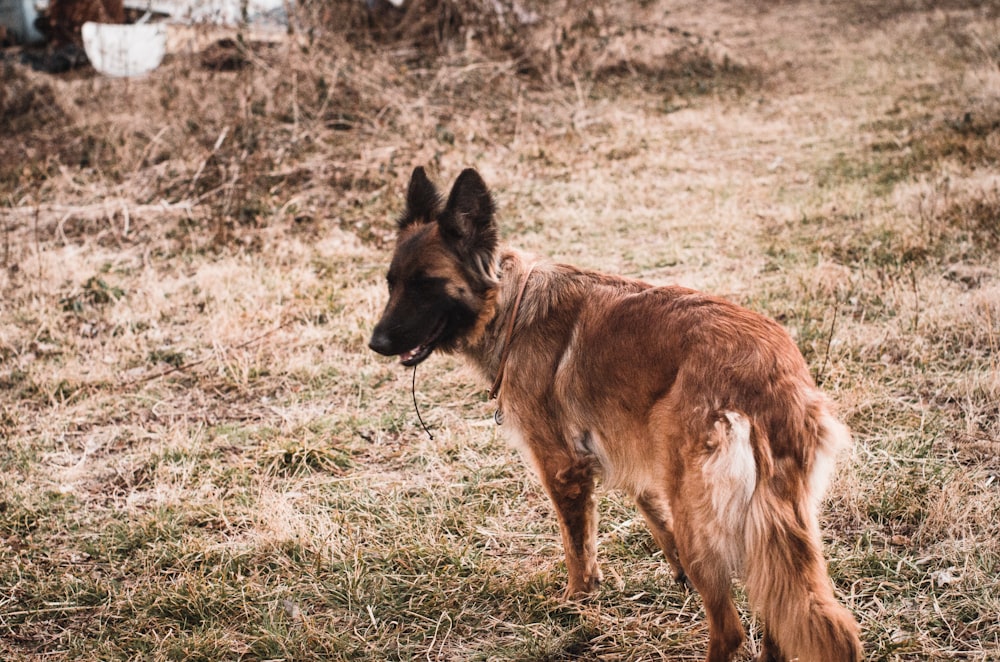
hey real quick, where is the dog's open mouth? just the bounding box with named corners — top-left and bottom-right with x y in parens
top-left (398, 319), bottom-right (446, 367)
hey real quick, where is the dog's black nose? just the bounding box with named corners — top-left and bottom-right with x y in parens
top-left (368, 329), bottom-right (394, 356)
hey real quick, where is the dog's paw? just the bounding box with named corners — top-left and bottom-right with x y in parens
top-left (562, 577), bottom-right (601, 601)
top-left (561, 586), bottom-right (595, 602)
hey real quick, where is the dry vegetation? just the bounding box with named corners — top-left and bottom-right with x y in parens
top-left (2, 0), bottom-right (999, 660)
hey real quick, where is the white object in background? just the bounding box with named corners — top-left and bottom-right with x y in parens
top-left (122, 0), bottom-right (288, 26)
top-left (81, 21), bottom-right (167, 77)
top-left (0, 0), bottom-right (45, 44)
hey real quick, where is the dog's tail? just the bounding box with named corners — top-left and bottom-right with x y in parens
top-left (742, 407), bottom-right (862, 662)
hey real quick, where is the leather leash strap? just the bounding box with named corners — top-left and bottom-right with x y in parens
top-left (489, 262), bottom-right (536, 401)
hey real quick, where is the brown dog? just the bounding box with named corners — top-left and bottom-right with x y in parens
top-left (369, 167), bottom-right (862, 662)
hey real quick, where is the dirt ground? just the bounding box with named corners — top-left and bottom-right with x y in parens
top-left (2, 0), bottom-right (999, 660)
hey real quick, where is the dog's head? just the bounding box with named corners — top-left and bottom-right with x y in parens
top-left (368, 167), bottom-right (499, 366)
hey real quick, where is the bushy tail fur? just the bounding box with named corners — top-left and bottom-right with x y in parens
top-left (743, 411), bottom-right (862, 662)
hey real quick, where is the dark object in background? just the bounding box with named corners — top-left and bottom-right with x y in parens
top-left (35, 0), bottom-right (125, 46)
top-left (18, 42), bottom-right (88, 73)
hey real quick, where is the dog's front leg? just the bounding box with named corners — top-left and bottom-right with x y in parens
top-left (537, 451), bottom-right (601, 600)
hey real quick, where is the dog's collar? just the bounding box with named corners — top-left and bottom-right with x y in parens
top-left (488, 261), bottom-right (536, 402)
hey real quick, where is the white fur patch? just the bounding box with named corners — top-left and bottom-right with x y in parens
top-left (501, 417), bottom-right (543, 480)
top-left (573, 429), bottom-right (609, 472)
top-left (809, 411), bottom-right (851, 508)
top-left (702, 410), bottom-right (757, 570)
top-left (703, 412), bottom-right (756, 506)
top-left (556, 326), bottom-right (579, 376)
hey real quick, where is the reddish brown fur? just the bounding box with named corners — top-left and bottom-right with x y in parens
top-left (371, 169), bottom-right (862, 662)
top-left (43, 0), bottom-right (125, 46)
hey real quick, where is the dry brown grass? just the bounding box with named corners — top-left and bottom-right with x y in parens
top-left (2, 1), bottom-right (999, 660)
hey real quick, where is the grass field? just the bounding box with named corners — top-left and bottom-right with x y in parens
top-left (2, 1), bottom-right (999, 660)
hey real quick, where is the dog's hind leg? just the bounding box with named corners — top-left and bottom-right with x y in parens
top-left (635, 491), bottom-right (686, 583)
top-left (536, 449), bottom-right (601, 600)
top-left (670, 412), bottom-right (752, 662)
top-left (673, 513), bottom-right (746, 662)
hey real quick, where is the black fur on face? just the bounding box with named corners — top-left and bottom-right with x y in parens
top-left (368, 168), bottom-right (499, 365)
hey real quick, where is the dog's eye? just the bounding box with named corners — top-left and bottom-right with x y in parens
top-left (410, 275), bottom-right (438, 292)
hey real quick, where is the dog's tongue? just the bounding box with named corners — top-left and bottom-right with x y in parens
top-left (399, 346), bottom-right (422, 363)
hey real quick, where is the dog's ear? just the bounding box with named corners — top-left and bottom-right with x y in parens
top-left (398, 167), bottom-right (443, 229)
top-left (438, 168), bottom-right (498, 269)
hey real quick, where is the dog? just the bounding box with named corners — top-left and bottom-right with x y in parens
top-left (369, 167), bottom-right (862, 662)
